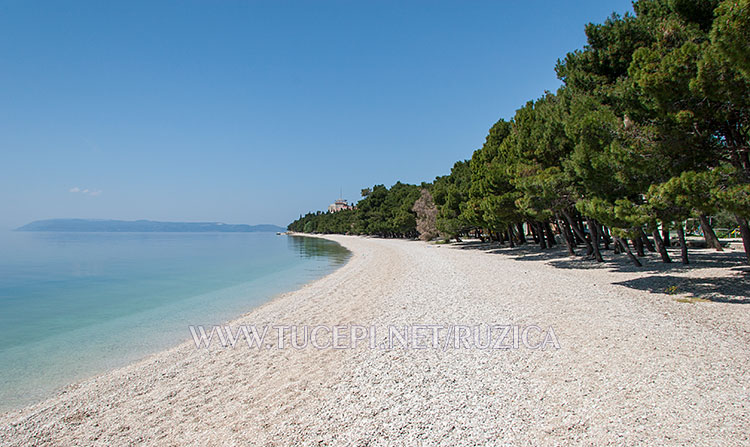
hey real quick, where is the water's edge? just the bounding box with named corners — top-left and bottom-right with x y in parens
top-left (0, 233), bottom-right (352, 414)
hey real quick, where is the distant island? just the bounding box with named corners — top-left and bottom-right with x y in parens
top-left (16, 219), bottom-right (286, 233)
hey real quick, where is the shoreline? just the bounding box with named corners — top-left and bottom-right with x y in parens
top-left (0, 232), bottom-right (352, 414)
top-left (2, 235), bottom-right (748, 445)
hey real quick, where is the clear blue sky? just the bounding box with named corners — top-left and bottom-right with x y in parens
top-left (0, 0), bottom-right (634, 229)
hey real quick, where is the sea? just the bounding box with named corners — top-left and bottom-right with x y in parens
top-left (0, 231), bottom-right (349, 411)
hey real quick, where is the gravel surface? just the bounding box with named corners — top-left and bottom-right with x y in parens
top-left (1, 235), bottom-right (749, 446)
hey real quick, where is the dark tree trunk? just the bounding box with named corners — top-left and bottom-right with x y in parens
top-left (662, 224), bottom-right (671, 247)
top-left (556, 215), bottom-right (576, 256)
top-left (516, 223), bottom-right (526, 244)
top-left (576, 218), bottom-right (593, 245)
top-left (562, 210), bottom-right (594, 256)
top-left (698, 214), bottom-right (723, 251)
top-left (507, 224), bottom-right (515, 248)
top-left (652, 229), bottom-right (672, 263)
top-left (639, 228), bottom-right (655, 252)
top-left (614, 236), bottom-right (642, 267)
top-left (735, 215), bottom-right (750, 264)
top-left (676, 223), bottom-right (689, 265)
top-left (579, 217), bottom-right (593, 255)
top-left (536, 222), bottom-right (547, 249)
top-left (564, 219), bottom-right (577, 248)
top-left (586, 218), bottom-right (604, 262)
top-left (634, 236), bottom-right (645, 257)
top-left (529, 222), bottom-right (540, 244)
top-left (544, 222), bottom-right (556, 247)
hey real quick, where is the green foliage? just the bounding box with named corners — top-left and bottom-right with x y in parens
top-left (433, 161), bottom-right (473, 237)
top-left (711, 0), bottom-right (750, 78)
top-left (464, 119), bottom-right (524, 231)
top-left (288, 209), bottom-right (357, 235)
top-left (288, 183), bottom-right (421, 238)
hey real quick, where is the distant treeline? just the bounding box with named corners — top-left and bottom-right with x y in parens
top-left (289, 0), bottom-right (750, 266)
top-left (289, 183), bottom-right (422, 238)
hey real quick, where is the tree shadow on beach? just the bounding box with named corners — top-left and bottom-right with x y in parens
top-left (447, 240), bottom-right (750, 303)
top-left (542, 248), bottom-right (750, 303)
top-left (452, 240), bottom-right (573, 261)
top-left (613, 274), bottom-right (750, 304)
top-left (543, 247), bottom-right (749, 274)
top-left (488, 244), bottom-right (573, 262)
top-left (450, 240), bottom-right (504, 251)
top-left (479, 243), bottom-right (748, 274)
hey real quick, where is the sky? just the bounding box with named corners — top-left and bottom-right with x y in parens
top-left (0, 0), bottom-right (635, 229)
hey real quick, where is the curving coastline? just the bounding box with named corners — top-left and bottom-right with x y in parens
top-left (1, 235), bottom-right (748, 445)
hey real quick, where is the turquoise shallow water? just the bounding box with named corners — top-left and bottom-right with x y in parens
top-left (0, 231), bottom-right (349, 411)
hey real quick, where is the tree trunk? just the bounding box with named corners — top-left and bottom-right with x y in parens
top-left (576, 218), bottom-right (593, 245)
top-left (544, 222), bottom-right (556, 247)
top-left (662, 224), bottom-right (671, 247)
top-left (639, 228), bottom-right (655, 252)
top-left (562, 210), bottom-right (594, 256)
top-left (735, 215), bottom-right (750, 264)
top-left (676, 223), bottom-right (689, 265)
top-left (698, 214), bottom-right (723, 251)
top-left (586, 218), bottom-right (604, 262)
top-left (529, 222), bottom-right (540, 244)
top-left (516, 223), bottom-right (526, 244)
top-left (507, 224), bottom-right (515, 248)
top-left (614, 236), bottom-right (642, 267)
top-left (556, 215), bottom-right (576, 256)
top-left (652, 229), bottom-right (672, 263)
top-left (565, 220), bottom-right (577, 248)
top-left (580, 217), bottom-right (593, 255)
top-left (634, 236), bottom-right (645, 257)
top-left (536, 222), bottom-right (547, 249)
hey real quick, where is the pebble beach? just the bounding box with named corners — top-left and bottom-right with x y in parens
top-left (1, 234), bottom-right (749, 446)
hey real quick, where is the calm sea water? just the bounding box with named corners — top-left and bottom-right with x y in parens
top-left (0, 231), bottom-right (349, 411)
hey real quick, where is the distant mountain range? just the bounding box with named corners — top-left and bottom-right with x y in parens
top-left (16, 219), bottom-right (286, 233)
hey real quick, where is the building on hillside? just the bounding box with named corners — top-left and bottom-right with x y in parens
top-left (328, 198), bottom-right (352, 213)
